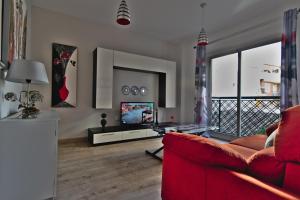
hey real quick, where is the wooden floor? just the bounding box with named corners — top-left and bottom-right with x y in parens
top-left (57, 138), bottom-right (164, 200)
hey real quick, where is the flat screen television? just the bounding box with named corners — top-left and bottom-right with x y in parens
top-left (120, 102), bottom-right (154, 125)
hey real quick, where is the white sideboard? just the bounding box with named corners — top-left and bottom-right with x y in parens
top-left (88, 126), bottom-right (159, 145)
top-left (93, 47), bottom-right (177, 109)
top-left (0, 111), bottom-right (59, 200)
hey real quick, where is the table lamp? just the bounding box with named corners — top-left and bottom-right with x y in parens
top-left (5, 59), bottom-right (49, 118)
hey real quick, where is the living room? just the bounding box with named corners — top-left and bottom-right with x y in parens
top-left (1, 0), bottom-right (300, 199)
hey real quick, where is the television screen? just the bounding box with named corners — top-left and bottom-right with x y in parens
top-left (121, 102), bottom-right (154, 125)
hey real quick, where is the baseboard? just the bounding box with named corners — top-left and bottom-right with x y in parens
top-left (58, 137), bottom-right (87, 145)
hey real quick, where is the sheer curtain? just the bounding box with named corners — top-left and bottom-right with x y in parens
top-left (194, 45), bottom-right (209, 126)
top-left (297, 9), bottom-right (300, 104)
top-left (280, 9), bottom-right (299, 110)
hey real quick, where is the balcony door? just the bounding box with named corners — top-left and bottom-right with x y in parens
top-left (211, 53), bottom-right (238, 136)
top-left (240, 42), bottom-right (281, 136)
top-left (211, 42), bottom-right (281, 137)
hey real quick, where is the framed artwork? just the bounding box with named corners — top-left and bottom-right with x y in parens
top-left (0, 0), bottom-right (4, 68)
top-left (1, 0), bottom-right (28, 69)
top-left (52, 43), bottom-right (78, 108)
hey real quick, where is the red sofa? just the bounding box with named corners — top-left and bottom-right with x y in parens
top-left (161, 106), bottom-right (300, 200)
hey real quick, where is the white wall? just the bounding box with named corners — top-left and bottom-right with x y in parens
top-left (30, 6), bottom-right (180, 139)
top-left (113, 69), bottom-right (159, 123)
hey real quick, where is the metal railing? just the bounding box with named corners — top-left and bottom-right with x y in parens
top-left (211, 96), bottom-right (280, 137)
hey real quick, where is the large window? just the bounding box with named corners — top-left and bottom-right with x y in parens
top-left (212, 53), bottom-right (238, 97)
top-left (211, 42), bottom-right (281, 137)
top-left (241, 43), bottom-right (281, 97)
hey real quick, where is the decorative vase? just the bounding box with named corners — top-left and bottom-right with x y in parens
top-left (100, 113), bottom-right (107, 130)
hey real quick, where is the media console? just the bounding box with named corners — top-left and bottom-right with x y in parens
top-left (88, 125), bottom-right (160, 146)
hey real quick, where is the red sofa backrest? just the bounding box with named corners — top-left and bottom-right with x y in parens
top-left (283, 163), bottom-right (300, 195)
top-left (274, 105), bottom-right (300, 195)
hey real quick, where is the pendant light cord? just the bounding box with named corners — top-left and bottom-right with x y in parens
top-left (200, 2), bottom-right (207, 28)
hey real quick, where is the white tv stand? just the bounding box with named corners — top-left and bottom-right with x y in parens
top-left (88, 125), bottom-right (160, 145)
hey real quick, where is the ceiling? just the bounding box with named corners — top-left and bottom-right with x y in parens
top-left (32, 0), bottom-right (300, 43)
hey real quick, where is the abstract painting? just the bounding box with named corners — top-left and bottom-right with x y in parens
top-left (52, 43), bottom-right (78, 107)
top-left (0, 0), bottom-right (2, 63)
top-left (8, 0), bottom-right (28, 65)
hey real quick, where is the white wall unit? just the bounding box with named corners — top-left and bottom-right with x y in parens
top-left (147, 129), bottom-right (160, 137)
top-left (114, 50), bottom-right (166, 72)
top-left (122, 129), bottom-right (148, 140)
top-left (93, 47), bottom-right (176, 109)
top-left (0, 111), bottom-right (59, 200)
top-left (165, 60), bottom-right (177, 108)
top-left (93, 48), bottom-right (114, 109)
top-left (88, 127), bottom-right (160, 145)
top-left (93, 132), bottom-right (123, 144)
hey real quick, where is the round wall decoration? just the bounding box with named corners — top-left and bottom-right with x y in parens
top-left (121, 85), bottom-right (130, 95)
top-left (140, 86), bottom-right (148, 96)
top-left (131, 86), bottom-right (140, 95)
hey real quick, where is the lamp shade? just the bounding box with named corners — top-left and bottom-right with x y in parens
top-left (6, 59), bottom-right (49, 84)
top-left (197, 28), bottom-right (208, 46)
top-left (117, 0), bottom-right (130, 25)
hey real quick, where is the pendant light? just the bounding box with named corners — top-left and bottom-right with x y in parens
top-left (117, 0), bottom-right (130, 25)
top-left (197, 3), bottom-right (208, 46)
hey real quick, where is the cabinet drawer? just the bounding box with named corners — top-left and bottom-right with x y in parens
top-left (122, 130), bottom-right (147, 140)
top-left (147, 130), bottom-right (159, 137)
top-left (93, 133), bottom-right (122, 144)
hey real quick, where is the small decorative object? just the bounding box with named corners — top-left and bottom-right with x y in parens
top-left (140, 86), bottom-right (148, 96)
top-left (52, 43), bottom-right (78, 108)
top-left (131, 86), bottom-right (140, 95)
top-left (18, 90), bottom-right (43, 117)
top-left (100, 113), bottom-right (107, 130)
top-left (155, 109), bottom-right (159, 125)
top-left (4, 92), bottom-right (18, 102)
top-left (116, 0), bottom-right (130, 26)
top-left (5, 59), bottom-right (49, 119)
top-left (121, 85), bottom-right (130, 95)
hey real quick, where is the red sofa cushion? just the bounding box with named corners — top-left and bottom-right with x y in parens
top-left (275, 105), bottom-right (300, 162)
top-left (224, 143), bottom-right (257, 159)
top-left (163, 133), bottom-right (248, 172)
top-left (266, 122), bottom-right (280, 136)
top-left (247, 147), bottom-right (286, 186)
top-left (283, 163), bottom-right (300, 195)
top-left (230, 135), bottom-right (267, 151)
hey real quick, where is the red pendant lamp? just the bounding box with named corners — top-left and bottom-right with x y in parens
top-left (197, 3), bottom-right (208, 46)
top-left (117, 0), bottom-right (131, 25)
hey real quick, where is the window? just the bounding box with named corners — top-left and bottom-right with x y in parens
top-left (241, 42), bottom-right (281, 97)
top-left (212, 53), bottom-right (238, 97)
top-left (211, 42), bottom-right (281, 137)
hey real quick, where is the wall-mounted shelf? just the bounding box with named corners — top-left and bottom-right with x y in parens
top-left (92, 47), bottom-right (177, 109)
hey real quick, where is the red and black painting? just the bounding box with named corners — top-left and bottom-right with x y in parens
top-left (52, 43), bottom-right (78, 107)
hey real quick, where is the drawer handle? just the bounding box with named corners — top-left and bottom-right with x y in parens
top-left (101, 133), bottom-right (115, 136)
top-left (129, 131), bottom-right (140, 134)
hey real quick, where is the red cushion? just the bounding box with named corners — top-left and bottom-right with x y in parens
top-left (283, 163), bottom-right (300, 195)
top-left (247, 147), bottom-right (286, 186)
top-left (275, 105), bottom-right (300, 162)
top-left (230, 135), bottom-right (267, 151)
top-left (266, 122), bottom-right (280, 136)
top-left (163, 133), bottom-right (248, 172)
top-left (224, 143), bottom-right (257, 159)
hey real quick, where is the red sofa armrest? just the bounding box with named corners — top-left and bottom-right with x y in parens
top-left (163, 133), bottom-right (247, 171)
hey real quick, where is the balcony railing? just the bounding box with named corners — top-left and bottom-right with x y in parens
top-left (211, 96), bottom-right (280, 137)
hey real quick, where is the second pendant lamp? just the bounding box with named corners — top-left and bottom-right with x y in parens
top-left (117, 0), bottom-right (131, 25)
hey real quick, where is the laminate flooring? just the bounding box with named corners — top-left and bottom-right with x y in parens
top-left (57, 138), bottom-right (164, 200)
